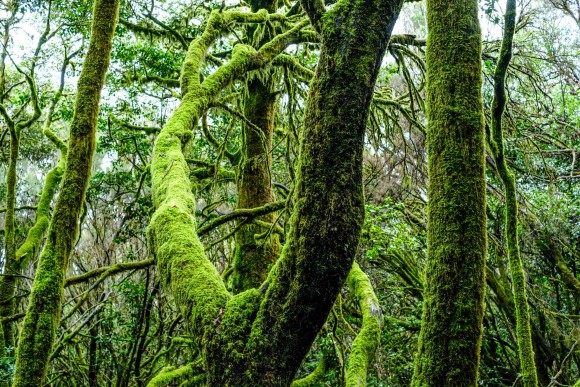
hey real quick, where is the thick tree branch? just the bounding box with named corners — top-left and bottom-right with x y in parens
top-left (299, 0), bottom-right (325, 33)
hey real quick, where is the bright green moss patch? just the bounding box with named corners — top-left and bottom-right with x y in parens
top-left (147, 363), bottom-right (202, 387)
top-left (346, 262), bottom-right (382, 387)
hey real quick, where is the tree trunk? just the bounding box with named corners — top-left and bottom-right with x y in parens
top-left (12, 0), bottom-right (119, 384)
top-left (232, 0), bottom-right (280, 291)
top-left (0, 122), bottom-right (19, 352)
top-left (411, 0), bottom-right (488, 385)
top-left (148, 2), bottom-right (404, 384)
top-left (489, 1), bottom-right (538, 385)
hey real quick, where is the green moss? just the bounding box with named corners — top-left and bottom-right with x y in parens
top-left (16, 160), bottom-right (64, 265)
top-left (411, 0), bottom-right (487, 385)
top-left (290, 354), bottom-right (328, 387)
top-left (0, 160), bottom-right (64, 349)
top-left (149, 202), bottom-right (230, 338)
top-left (12, 0), bottom-right (119, 384)
top-left (272, 54), bottom-right (314, 82)
top-left (345, 262), bottom-right (382, 387)
top-left (488, 1), bottom-right (538, 385)
top-left (147, 363), bottom-right (202, 387)
top-left (0, 95), bottom-right (20, 352)
top-left (205, 289), bottom-right (263, 383)
top-left (232, 69), bottom-right (280, 293)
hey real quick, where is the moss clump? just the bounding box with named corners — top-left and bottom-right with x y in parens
top-left (346, 262), bottom-right (383, 387)
top-left (291, 352), bottom-right (330, 387)
top-left (147, 363), bottom-right (203, 387)
top-left (15, 161), bottom-right (65, 265)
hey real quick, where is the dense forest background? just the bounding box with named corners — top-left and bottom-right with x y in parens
top-left (0, 0), bottom-right (578, 385)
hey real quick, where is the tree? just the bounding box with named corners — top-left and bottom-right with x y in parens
top-left (12, 0), bottom-right (119, 383)
top-left (411, 0), bottom-right (488, 384)
top-left (0, 0), bottom-right (578, 385)
top-left (488, 0), bottom-right (537, 385)
top-left (230, 0), bottom-right (282, 294)
top-left (147, 0), bottom-right (405, 383)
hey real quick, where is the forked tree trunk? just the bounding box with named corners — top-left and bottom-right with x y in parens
top-left (148, 0), bottom-right (404, 385)
top-left (206, 0), bottom-right (404, 384)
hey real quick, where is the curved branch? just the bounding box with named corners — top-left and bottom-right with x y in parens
top-left (345, 262), bottom-right (383, 387)
top-left (110, 114), bottom-right (161, 135)
top-left (197, 200), bottom-right (285, 236)
top-left (290, 353), bottom-right (330, 386)
top-left (65, 259), bottom-right (155, 287)
top-left (488, 1), bottom-right (538, 386)
top-left (0, 205), bottom-right (37, 213)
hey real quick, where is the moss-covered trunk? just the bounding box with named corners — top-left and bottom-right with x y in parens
top-left (0, 5), bottom-right (16, 354)
top-left (148, 2), bottom-right (403, 384)
top-left (488, 1), bottom-right (538, 385)
top-left (12, 0), bottom-right (119, 384)
top-left (411, 0), bottom-right (487, 385)
top-left (0, 122), bottom-right (19, 352)
top-left (231, 0), bottom-right (281, 293)
top-left (0, 161), bottom-right (63, 352)
top-left (232, 80), bottom-right (280, 292)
